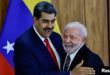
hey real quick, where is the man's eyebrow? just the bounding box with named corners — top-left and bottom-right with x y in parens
top-left (42, 19), bottom-right (56, 21)
top-left (42, 19), bottom-right (49, 21)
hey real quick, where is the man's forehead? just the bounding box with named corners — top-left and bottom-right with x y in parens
top-left (41, 12), bottom-right (55, 17)
top-left (64, 28), bottom-right (80, 33)
top-left (63, 28), bottom-right (81, 36)
top-left (64, 32), bottom-right (80, 36)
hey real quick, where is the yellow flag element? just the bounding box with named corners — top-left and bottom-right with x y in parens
top-left (23, 0), bottom-right (61, 34)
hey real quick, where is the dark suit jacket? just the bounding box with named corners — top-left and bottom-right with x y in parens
top-left (62, 44), bottom-right (104, 75)
top-left (14, 27), bottom-right (69, 75)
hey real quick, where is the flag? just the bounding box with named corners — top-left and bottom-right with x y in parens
top-left (0, 0), bottom-right (33, 74)
top-left (0, 0), bottom-right (61, 75)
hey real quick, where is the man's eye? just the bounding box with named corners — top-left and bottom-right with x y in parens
top-left (43, 20), bottom-right (48, 23)
top-left (70, 36), bottom-right (76, 39)
top-left (63, 35), bottom-right (67, 38)
top-left (51, 20), bottom-right (55, 23)
top-left (70, 36), bottom-right (74, 39)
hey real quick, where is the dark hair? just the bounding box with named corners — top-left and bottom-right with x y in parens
top-left (33, 1), bottom-right (57, 19)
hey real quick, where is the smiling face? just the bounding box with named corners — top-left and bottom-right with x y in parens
top-left (62, 28), bottom-right (85, 54)
top-left (34, 12), bottom-right (56, 38)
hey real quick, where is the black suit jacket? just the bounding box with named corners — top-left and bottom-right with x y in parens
top-left (14, 27), bottom-right (69, 75)
top-left (62, 44), bottom-right (104, 75)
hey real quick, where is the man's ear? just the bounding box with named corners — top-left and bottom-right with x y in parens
top-left (82, 38), bottom-right (86, 43)
top-left (34, 17), bottom-right (38, 24)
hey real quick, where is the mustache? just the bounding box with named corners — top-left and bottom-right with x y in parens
top-left (63, 43), bottom-right (77, 48)
top-left (44, 27), bottom-right (54, 31)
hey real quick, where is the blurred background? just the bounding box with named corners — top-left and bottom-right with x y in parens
top-left (0, 0), bottom-right (109, 66)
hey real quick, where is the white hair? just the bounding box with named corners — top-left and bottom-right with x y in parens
top-left (63, 21), bottom-right (87, 38)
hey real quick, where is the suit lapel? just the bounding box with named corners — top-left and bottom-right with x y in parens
top-left (50, 32), bottom-right (67, 71)
top-left (69, 45), bottom-right (88, 70)
top-left (50, 32), bottom-right (60, 54)
top-left (49, 32), bottom-right (61, 70)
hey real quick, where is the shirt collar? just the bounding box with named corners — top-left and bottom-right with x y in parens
top-left (33, 25), bottom-right (47, 42)
top-left (68, 43), bottom-right (84, 61)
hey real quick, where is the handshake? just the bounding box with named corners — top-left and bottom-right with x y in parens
top-left (71, 60), bottom-right (95, 75)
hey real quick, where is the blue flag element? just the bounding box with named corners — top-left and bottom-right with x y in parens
top-left (0, 0), bottom-right (33, 70)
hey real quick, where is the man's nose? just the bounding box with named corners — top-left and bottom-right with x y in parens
top-left (65, 37), bottom-right (71, 43)
top-left (48, 22), bottom-right (53, 27)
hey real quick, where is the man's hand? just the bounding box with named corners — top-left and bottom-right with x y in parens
top-left (71, 60), bottom-right (95, 75)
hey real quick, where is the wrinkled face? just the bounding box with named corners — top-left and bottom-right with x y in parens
top-left (34, 12), bottom-right (56, 37)
top-left (62, 28), bottom-right (85, 54)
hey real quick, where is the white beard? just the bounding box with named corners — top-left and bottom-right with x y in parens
top-left (63, 43), bottom-right (84, 54)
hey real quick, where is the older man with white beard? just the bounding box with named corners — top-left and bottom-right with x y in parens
top-left (62, 21), bottom-right (104, 75)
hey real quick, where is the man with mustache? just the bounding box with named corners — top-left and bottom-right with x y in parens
top-left (14, 1), bottom-right (95, 75)
top-left (62, 21), bottom-right (104, 75)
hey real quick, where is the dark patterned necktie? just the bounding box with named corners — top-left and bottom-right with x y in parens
top-left (63, 55), bottom-right (71, 71)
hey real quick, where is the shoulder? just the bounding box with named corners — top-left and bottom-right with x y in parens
top-left (15, 27), bottom-right (34, 43)
top-left (80, 45), bottom-right (104, 65)
top-left (87, 48), bottom-right (102, 61)
top-left (51, 32), bottom-right (61, 37)
top-left (84, 46), bottom-right (104, 74)
top-left (14, 27), bottom-right (34, 53)
top-left (50, 32), bottom-right (62, 40)
top-left (83, 46), bottom-right (104, 66)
